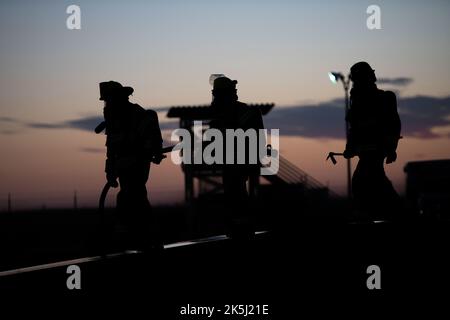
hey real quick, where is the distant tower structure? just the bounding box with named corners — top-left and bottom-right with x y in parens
top-left (8, 192), bottom-right (12, 213)
top-left (167, 103), bottom-right (337, 204)
top-left (73, 190), bottom-right (78, 210)
top-left (167, 103), bottom-right (275, 204)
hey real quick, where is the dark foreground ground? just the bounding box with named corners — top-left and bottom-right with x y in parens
top-left (0, 206), bottom-right (449, 316)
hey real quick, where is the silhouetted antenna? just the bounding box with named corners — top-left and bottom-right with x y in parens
top-left (7, 193), bottom-right (11, 213)
top-left (73, 190), bottom-right (78, 210)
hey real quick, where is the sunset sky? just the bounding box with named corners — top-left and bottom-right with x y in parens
top-left (1, 0), bottom-right (450, 209)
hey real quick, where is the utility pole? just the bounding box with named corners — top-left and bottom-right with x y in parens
top-left (73, 190), bottom-right (78, 210)
top-left (343, 78), bottom-right (352, 199)
top-left (328, 71), bottom-right (352, 199)
top-left (8, 193), bottom-right (12, 213)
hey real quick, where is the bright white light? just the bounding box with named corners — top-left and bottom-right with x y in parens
top-left (328, 72), bottom-right (338, 84)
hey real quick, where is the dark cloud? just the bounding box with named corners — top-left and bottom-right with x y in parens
top-left (377, 77), bottom-right (413, 86)
top-left (152, 106), bottom-right (173, 113)
top-left (265, 99), bottom-right (346, 138)
top-left (0, 116), bottom-right (21, 135)
top-left (80, 147), bottom-right (104, 153)
top-left (264, 95), bottom-right (450, 139)
top-left (22, 95), bottom-right (450, 140)
top-left (395, 95), bottom-right (450, 138)
top-left (68, 116), bottom-right (103, 131)
top-left (26, 114), bottom-right (178, 132)
top-left (0, 130), bottom-right (16, 135)
top-left (28, 116), bottom-right (105, 131)
top-left (0, 116), bottom-right (18, 122)
top-left (159, 121), bottom-right (179, 131)
top-left (27, 123), bottom-right (67, 129)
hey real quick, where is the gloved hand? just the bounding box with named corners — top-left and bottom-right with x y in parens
top-left (151, 154), bottom-right (166, 165)
top-left (343, 148), bottom-right (356, 159)
top-left (106, 172), bottom-right (119, 188)
top-left (386, 151), bottom-right (397, 164)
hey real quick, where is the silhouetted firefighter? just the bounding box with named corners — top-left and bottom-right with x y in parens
top-left (344, 62), bottom-right (402, 220)
top-left (209, 76), bottom-right (264, 238)
top-left (97, 81), bottom-right (163, 250)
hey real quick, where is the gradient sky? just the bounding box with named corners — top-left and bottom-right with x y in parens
top-left (1, 0), bottom-right (450, 209)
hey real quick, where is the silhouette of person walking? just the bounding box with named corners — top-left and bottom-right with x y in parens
top-left (98, 81), bottom-right (163, 250)
top-left (343, 62), bottom-right (402, 220)
top-left (209, 76), bottom-right (264, 237)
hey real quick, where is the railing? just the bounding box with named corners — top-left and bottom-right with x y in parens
top-left (263, 155), bottom-right (340, 198)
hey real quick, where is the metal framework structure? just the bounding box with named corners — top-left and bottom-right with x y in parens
top-left (167, 103), bottom-right (335, 203)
